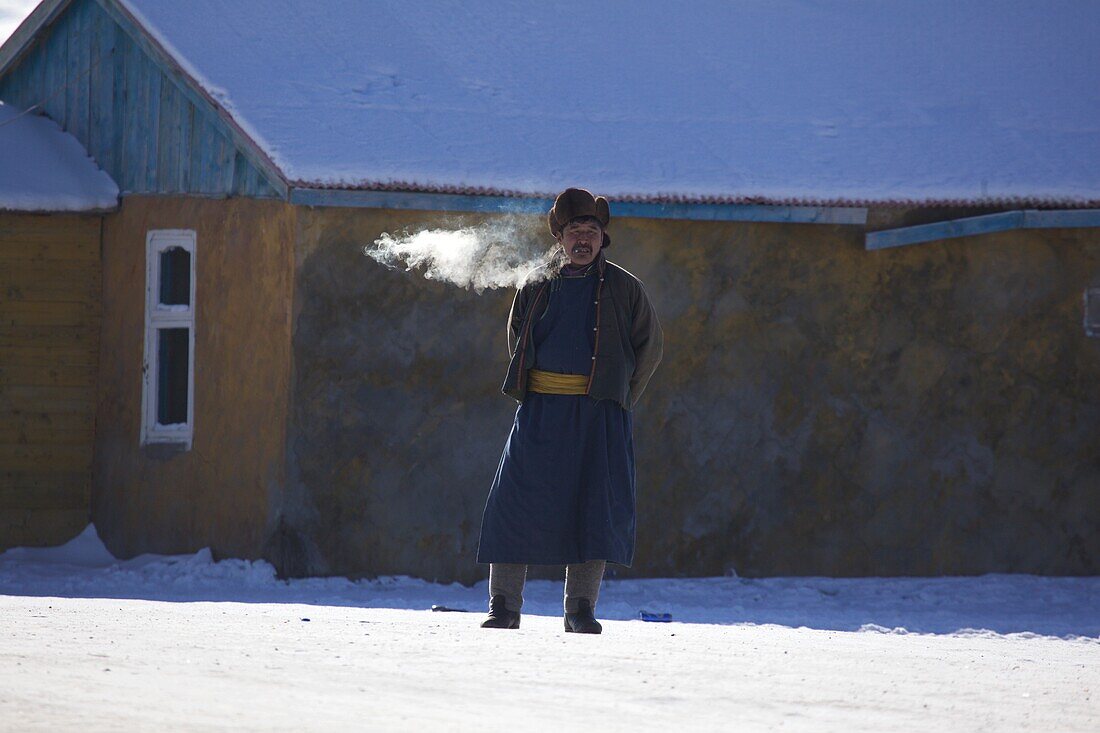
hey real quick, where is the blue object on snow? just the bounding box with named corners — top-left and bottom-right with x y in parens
top-left (639, 611), bottom-right (672, 623)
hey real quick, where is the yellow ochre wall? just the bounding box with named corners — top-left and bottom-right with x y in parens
top-left (92, 196), bottom-right (295, 561)
top-left (0, 213), bottom-right (101, 548)
top-left (287, 207), bottom-right (1100, 581)
top-left (80, 199), bottom-right (1100, 580)
top-left (620, 216), bottom-right (1100, 577)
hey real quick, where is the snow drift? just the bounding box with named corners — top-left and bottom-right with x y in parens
top-left (2, 524), bottom-right (1097, 639)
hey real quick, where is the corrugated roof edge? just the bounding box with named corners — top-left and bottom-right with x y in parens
top-left (290, 180), bottom-right (1100, 210)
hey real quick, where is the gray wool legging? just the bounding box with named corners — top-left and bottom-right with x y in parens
top-left (489, 561), bottom-right (606, 613)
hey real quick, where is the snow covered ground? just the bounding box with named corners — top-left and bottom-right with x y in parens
top-left (2, 526), bottom-right (1097, 731)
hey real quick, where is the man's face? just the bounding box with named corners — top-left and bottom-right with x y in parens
top-left (560, 218), bottom-right (603, 266)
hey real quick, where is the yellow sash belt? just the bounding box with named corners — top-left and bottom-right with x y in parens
top-left (527, 369), bottom-right (588, 395)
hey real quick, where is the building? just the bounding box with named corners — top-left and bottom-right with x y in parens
top-left (1, 0), bottom-right (1097, 581)
top-left (0, 98), bottom-right (116, 550)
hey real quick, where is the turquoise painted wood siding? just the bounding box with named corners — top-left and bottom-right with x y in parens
top-left (0, 0), bottom-right (281, 198)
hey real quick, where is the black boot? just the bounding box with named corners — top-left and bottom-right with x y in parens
top-left (564, 598), bottom-right (602, 634)
top-left (480, 595), bottom-right (520, 629)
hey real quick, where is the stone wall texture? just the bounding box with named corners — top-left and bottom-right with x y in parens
top-left (289, 208), bottom-right (1100, 583)
top-left (93, 197), bottom-right (296, 562)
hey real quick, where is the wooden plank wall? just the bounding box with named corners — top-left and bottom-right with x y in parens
top-left (0, 0), bottom-right (281, 199)
top-left (0, 214), bottom-right (100, 548)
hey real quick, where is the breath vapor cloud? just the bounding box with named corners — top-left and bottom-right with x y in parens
top-left (363, 216), bottom-right (558, 293)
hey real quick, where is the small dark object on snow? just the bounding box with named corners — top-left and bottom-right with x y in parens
top-left (564, 598), bottom-right (602, 634)
top-left (480, 595), bottom-right (520, 629)
top-left (301, 618), bottom-right (310, 622)
top-left (639, 611), bottom-right (672, 623)
top-left (430, 605), bottom-right (469, 613)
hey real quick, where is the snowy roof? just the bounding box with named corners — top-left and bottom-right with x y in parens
top-left (103, 1), bottom-right (1100, 205)
top-left (0, 101), bottom-right (118, 212)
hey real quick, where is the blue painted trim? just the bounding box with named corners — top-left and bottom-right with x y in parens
top-left (1022, 209), bottom-right (1100, 229)
top-left (866, 212), bottom-right (1023, 250)
top-left (866, 209), bottom-right (1100, 250)
top-left (612, 200), bottom-right (867, 224)
top-left (290, 188), bottom-right (868, 224)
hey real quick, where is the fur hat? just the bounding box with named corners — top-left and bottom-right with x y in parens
top-left (548, 187), bottom-right (612, 248)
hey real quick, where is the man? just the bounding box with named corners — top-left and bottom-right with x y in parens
top-left (476, 187), bottom-right (663, 634)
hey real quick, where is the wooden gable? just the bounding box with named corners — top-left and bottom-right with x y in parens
top-left (0, 0), bottom-right (286, 200)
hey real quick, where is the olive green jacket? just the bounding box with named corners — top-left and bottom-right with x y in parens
top-left (501, 251), bottom-right (663, 409)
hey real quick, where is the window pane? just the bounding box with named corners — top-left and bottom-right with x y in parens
top-left (159, 247), bottom-right (191, 306)
top-left (157, 328), bottom-right (189, 425)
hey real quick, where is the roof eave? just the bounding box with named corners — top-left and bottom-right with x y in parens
top-left (288, 187), bottom-right (869, 225)
top-left (0, 201), bottom-right (119, 215)
top-left (289, 180), bottom-right (1100, 213)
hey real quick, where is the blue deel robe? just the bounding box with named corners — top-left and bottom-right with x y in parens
top-left (476, 266), bottom-right (636, 566)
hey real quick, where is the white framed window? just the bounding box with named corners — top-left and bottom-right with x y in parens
top-left (141, 230), bottom-right (196, 448)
